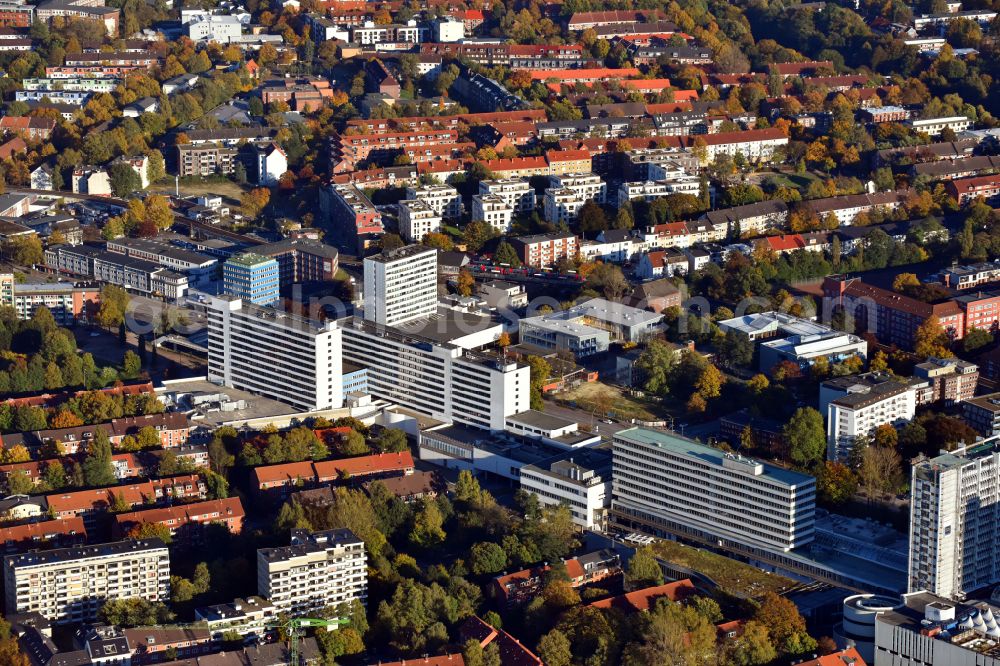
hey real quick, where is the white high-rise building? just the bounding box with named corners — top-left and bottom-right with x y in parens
top-left (362, 245), bottom-right (438, 327)
top-left (204, 294), bottom-right (343, 412)
top-left (472, 193), bottom-right (513, 233)
top-left (340, 316), bottom-right (529, 430)
top-left (3, 539), bottom-right (170, 624)
top-left (611, 427), bottom-right (816, 552)
top-left (405, 184), bottom-right (463, 219)
top-left (908, 439), bottom-right (1000, 599)
top-left (398, 199), bottom-right (442, 243)
top-left (257, 529), bottom-right (367, 617)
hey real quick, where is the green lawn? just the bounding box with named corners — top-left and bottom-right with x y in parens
top-left (760, 171), bottom-right (821, 191)
top-left (652, 540), bottom-right (795, 599)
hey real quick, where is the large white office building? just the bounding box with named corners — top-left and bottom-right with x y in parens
top-left (3, 539), bottom-right (170, 624)
top-left (908, 439), bottom-right (1000, 600)
top-left (397, 199), bottom-right (442, 243)
top-left (257, 529), bottom-right (367, 617)
top-left (611, 427), bottom-right (816, 552)
top-left (362, 245), bottom-right (438, 327)
top-left (340, 315), bottom-right (529, 430)
top-left (204, 294), bottom-right (343, 412)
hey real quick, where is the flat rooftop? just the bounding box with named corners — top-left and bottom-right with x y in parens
top-left (365, 244), bottom-right (436, 265)
top-left (614, 427), bottom-right (813, 487)
top-left (156, 377), bottom-right (300, 427)
top-left (507, 409), bottom-right (577, 431)
top-left (5, 539), bottom-right (166, 568)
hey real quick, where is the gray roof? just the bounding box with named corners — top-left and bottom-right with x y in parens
top-left (506, 409), bottom-right (576, 431)
top-left (615, 427), bottom-right (814, 487)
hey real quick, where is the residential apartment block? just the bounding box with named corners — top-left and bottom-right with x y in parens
top-left (320, 183), bottom-right (384, 252)
top-left (3, 539), bottom-right (170, 623)
top-left (909, 441), bottom-right (1000, 599)
top-left (510, 232), bottom-right (579, 268)
top-left (963, 394), bottom-right (1000, 437)
top-left (257, 529), bottom-right (367, 617)
top-left (471, 194), bottom-right (514, 233)
top-left (404, 184), bottom-right (463, 219)
top-left (204, 294), bottom-right (343, 412)
top-left (362, 245), bottom-right (438, 327)
top-left (821, 373), bottom-right (918, 462)
top-left (341, 316), bottom-right (529, 431)
top-left (113, 497), bottom-right (245, 544)
top-left (397, 199), bottom-right (441, 243)
top-left (611, 427), bottom-right (816, 552)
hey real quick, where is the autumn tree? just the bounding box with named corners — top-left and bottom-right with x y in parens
top-left (914, 317), bottom-right (953, 359)
top-left (754, 592), bottom-right (817, 656)
top-left (240, 188), bottom-right (271, 219)
top-left (456, 269), bottom-right (475, 297)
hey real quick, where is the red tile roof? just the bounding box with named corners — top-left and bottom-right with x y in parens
top-left (459, 617), bottom-right (543, 666)
top-left (527, 67), bottom-right (640, 81)
top-left (794, 648), bottom-right (867, 666)
top-left (589, 579), bottom-right (697, 613)
top-left (482, 156), bottom-right (548, 172)
top-left (546, 148), bottom-right (592, 163)
top-left (114, 497), bottom-right (244, 535)
top-left (314, 451), bottom-right (414, 480)
top-left (0, 517), bottom-right (86, 548)
top-left (251, 461), bottom-right (315, 488)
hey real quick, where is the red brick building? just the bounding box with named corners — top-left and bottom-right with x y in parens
top-left (114, 497), bottom-right (245, 542)
top-left (946, 174), bottom-right (1000, 206)
top-left (823, 275), bottom-right (965, 349)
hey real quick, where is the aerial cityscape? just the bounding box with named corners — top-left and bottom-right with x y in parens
top-left (0, 0), bottom-right (996, 663)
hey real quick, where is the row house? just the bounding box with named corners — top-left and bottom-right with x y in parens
top-left (567, 9), bottom-right (659, 29)
top-left (593, 19), bottom-right (683, 39)
top-left (123, 627), bottom-right (213, 665)
top-left (113, 497), bottom-right (245, 543)
top-left (703, 199), bottom-right (789, 238)
top-left (250, 452), bottom-right (415, 494)
top-left (329, 165), bottom-right (417, 190)
top-left (635, 248), bottom-right (688, 279)
top-left (912, 154), bottom-right (1000, 180)
top-left (11, 413), bottom-right (191, 457)
top-left (0, 517), bottom-right (86, 554)
top-left (805, 191), bottom-right (906, 226)
top-left (946, 174), bottom-right (1000, 206)
top-left (0, 453), bottom-right (146, 491)
top-left (0, 115), bottom-right (56, 140)
top-left (46, 474), bottom-right (207, 525)
top-left (346, 109), bottom-right (546, 134)
top-left (333, 128), bottom-right (458, 168)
